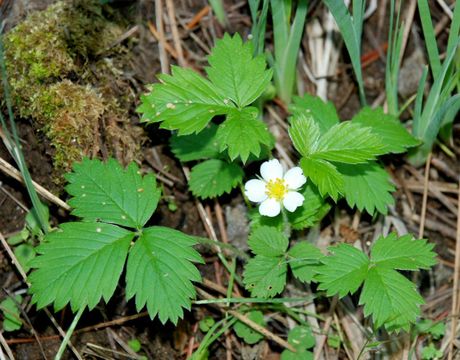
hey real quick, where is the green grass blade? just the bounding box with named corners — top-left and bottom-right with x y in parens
top-left (323, 0), bottom-right (366, 104)
top-left (250, 0), bottom-right (269, 55)
top-left (417, 0), bottom-right (441, 79)
top-left (447, 1), bottom-right (460, 56)
top-left (209, 0), bottom-right (228, 27)
top-left (0, 36), bottom-right (49, 233)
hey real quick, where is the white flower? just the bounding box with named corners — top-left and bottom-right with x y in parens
top-left (245, 159), bottom-right (306, 217)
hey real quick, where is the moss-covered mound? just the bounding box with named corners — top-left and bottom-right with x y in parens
top-left (4, 0), bottom-right (143, 180)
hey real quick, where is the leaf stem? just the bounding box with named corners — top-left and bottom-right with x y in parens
top-left (54, 307), bottom-right (85, 360)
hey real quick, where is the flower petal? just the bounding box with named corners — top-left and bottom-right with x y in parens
top-left (283, 191), bottom-right (305, 212)
top-left (260, 159), bottom-right (284, 182)
top-left (259, 198), bottom-right (281, 217)
top-left (284, 167), bottom-right (306, 190)
top-left (245, 179), bottom-right (268, 203)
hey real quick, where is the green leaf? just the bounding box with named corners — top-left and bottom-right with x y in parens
top-left (248, 226), bottom-right (289, 257)
top-left (1, 295), bottom-right (22, 332)
top-left (290, 94), bottom-right (340, 133)
top-left (206, 33), bottom-right (273, 108)
top-left (316, 244), bottom-right (369, 298)
top-left (199, 316), bottom-right (216, 332)
top-left (170, 124), bottom-right (221, 162)
top-left (243, 255), bottom-right (287, 298)
top-left (189, 159), bottom-right (243, 199)
top-left (137, 66), bottom-right (233, 135)
top-left (248, 208), bottom-right (284, 232)
top-left (66, 158), bottom-right (161, 229)
top-left (216, 107), bottom-right (273, 162)
top-left (352, 107), bottom-right (420, 153)
top-left (288, 242), bottom-right (323, 283)
top-left (337, 162), bottom-right (395, 215)
top-left (125, 227), bottom-right (203, 324)
top-left (421, 343), bottom-right (443, 360)
top-left (288, 325), bottom-right (316, 350)
top-left (14, 243), bottom-right (36, 273)
top-left (370, 233), bottom-right (437, 271)
top-left (233, 310), bottom-right (265, 344)
top-left (289, 114), bottom-right (320, 157)
top-left (286, 183), bottom-right (330, 230)
top-left (281, 349), bottom-right (313, 360)
top-left (416, 319), bottom-right (445, 340)
top-left (311, 122), bottom-right (385, 164)
top-left (281, 325), bottom-right (315, 360)
top-left (300, 158), bottom-right (344, 201)
top-left (29, 222), bottom-right (134, 311)
top-left (359, 267), bottom-right (424, 331)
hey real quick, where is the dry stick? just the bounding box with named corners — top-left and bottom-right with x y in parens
top-left (448, 178), bottom-right (460, 360)
top-left (0, 331), bottom-right (15, 360)
top-left (165, 0), bottom-right (186, 66)
top-left (419, 153), bottom-right (432, 239)
top-left (147, 21), bottom-right (178, 60)
top-left (0, 232), bottom-right (82, 359)
top-left (154, 0), bottom-right (171, 71)
top-left (196, 288), bottom-right (296, 353)
top-left (399, 0), bottom-right (417, 66)
top-left (0, 157), bottom-right (70, 211)
top-left (186, 5), bottom-right (210, 30)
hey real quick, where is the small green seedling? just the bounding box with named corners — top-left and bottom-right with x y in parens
top-left (233, 310), bottom-right (265, 344)
top-left (1, 295), bottom-right (23, 332)
top-left (281, 325), bottom-right (315, 360)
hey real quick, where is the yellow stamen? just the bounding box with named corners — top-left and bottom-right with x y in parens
top-left (265, 178), bottom-right (288, 201)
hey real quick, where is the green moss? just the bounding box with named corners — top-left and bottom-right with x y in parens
top-left (3, 0), bottom-right (142, 182)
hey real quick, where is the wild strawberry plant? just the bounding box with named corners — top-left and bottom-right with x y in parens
top-left (26, 32), bottom-right (438, 358)
top-left (29, 158), bottom-right (203, 324)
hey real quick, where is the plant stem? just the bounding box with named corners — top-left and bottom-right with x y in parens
top-left (55, 307), bottom-right (85, 360)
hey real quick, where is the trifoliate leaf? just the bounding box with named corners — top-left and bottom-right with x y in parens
top-left (189, 159), bottom-right (244, 199)
top-left (311, 122), bottom-right (385, 164)
top-left (66, 158), bottom-right (161, 229)
top-left (206, 33), bottom-right (272, 108)
top-left (337, 162), bottom-right (395, 215)
top-left (288, 242), bottom-right (323, 283)
top-left (352, 107), bottom-right (420, 154)
top-left (216, 107), bottom-right (273, 163)
top-left (199, 316), bottom-right (216, 332)
top-left (137, 66), bottom-right (233, 135)
top-left (29, 222), bottom-right (134, 311)
top-left (233, 310), bottom-right (265, 344)
top-left (248, 226), bottom-right (288, 257)
top-left (370, 233), bottom-right (437, 271)
top-left (316, 244), bottom-right (369, 298)
top-left (290, 94), bottom-right (340, 133)
top-left (359, 267), bottom-right (424, 331)
top-left (287, 183), bottom-right (330, 230)
top-left (300, 158), bottom-right (344, 201)
top-left (1, 295), bottom-right (22, 332)
top-left (289, 114), bottom-right (320, 158)
top-left (170, 124), bottom-right (221, 162)
top-left (243, 255), bottom-right (287, 298)
top-left (126, 227), bottom-right (203, 324)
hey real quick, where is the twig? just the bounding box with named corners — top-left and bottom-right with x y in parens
top-left (419, 153), bottom-right (432, 239)
top-left (448, 178), bottom-right (460, 359)
top-left (0, 157), bottom-right (70, 211)
top-left (186, 6), bottom-right (210, 29)
top-left (0, 231), bottom-right (82, 359)
top-left (0, 331), bottom-right (15, 360)
top-left (154, 0), bottom-right (171, 72)
top-left (165, 0), bottom-right (186, 66)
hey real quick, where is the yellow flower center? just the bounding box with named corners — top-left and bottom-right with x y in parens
top-left (265, 178), bottom-right (288, 201)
